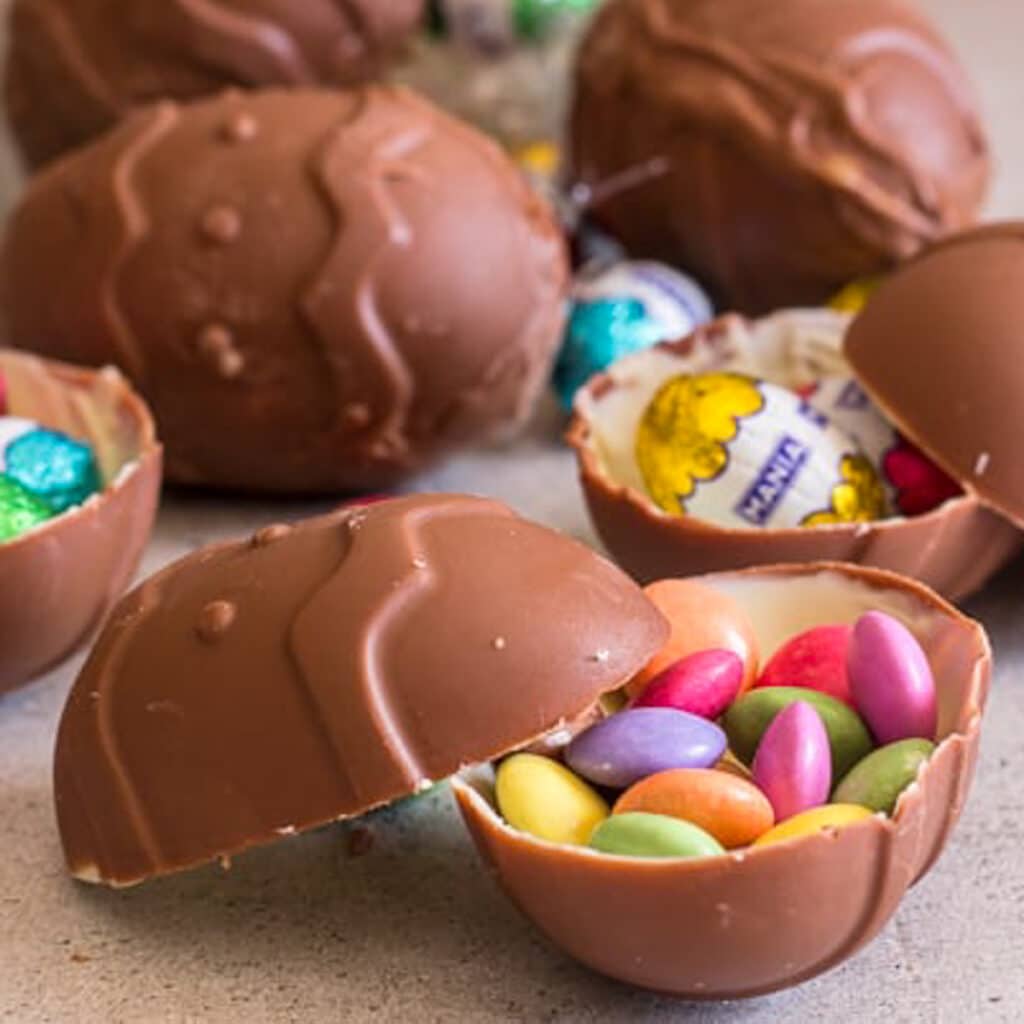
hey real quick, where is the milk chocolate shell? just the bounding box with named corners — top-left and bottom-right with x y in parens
top-left (570, 0), bottom-right (989, 314)
top-left (54, 494), bottom-right (667, 887)
top-left (0, 350), bottom-right (160, 695)
top-left (1, 86), bottom-right (569, 493)
top-left (5, 0), bottom-right (425, 167)
top-left (568, 314), bottom-right (1021, 600)
top-left (454, 563), bottom-right (990, 998)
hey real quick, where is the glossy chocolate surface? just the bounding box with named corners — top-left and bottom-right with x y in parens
top-left (5, 0), bottom-right (425, 167)
top-left (1, 86), bottom-right (569, 493)
top-left (54, 494), bottom-right (666, 886)
top-left (570, 0), bottom-right (989, 314)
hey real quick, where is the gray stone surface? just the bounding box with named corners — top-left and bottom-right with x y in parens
top-left (2, 1), bottom-right (1023, 1020)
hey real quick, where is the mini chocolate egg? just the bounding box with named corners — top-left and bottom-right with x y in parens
top-left (53, 494), bottom-right (666, 886)
top-left (454, 562), bottom-right (990, 998)
top-left (5, 0), bottom-right (426, 167)
top-left (2, 87), bottom-right (570, 494)
top-left (0, 350), bottom-right (160, 695)
top-left (568, 311), bottom-right (1021, 599)
top-left (570, 0), bottom-right (989, 314)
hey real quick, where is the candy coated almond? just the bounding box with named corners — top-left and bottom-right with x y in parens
top-left (754, 624), bottom-right (852, 706)
top-left (632, 649), bottom-right (743, 720)
top-left (753, 804), bottom-right (875, 847)
top-left (833, 739), bottom-right (936, 815)
top-left (589, 812), bottom-right (724, 859)
top-left (752, 702), bottom-right (831, 821)
top-left (496, 754), bottom-right (609, 846)
top-left (848, 611), bottom-right (937, 744)
top-left (614, 768), bottom-right (774, 848)
top-left (626, 580), bottom-right (759, 697)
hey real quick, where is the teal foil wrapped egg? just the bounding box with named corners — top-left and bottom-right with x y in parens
top-left (554, 262), bottom-right (713, 410)
top-left (0, 416), bottom-right (101, 518)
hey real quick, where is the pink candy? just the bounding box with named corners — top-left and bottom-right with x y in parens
top-left (632, 649), bottom-right (744, 720)
top-left (752, 702), bottom-right (831, 822)
top-left (755, 625), bottom-right (852, 706)
top-left (848, 611), bottom-right (937, 744)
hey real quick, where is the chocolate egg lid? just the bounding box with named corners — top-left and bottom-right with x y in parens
top-left (845, 222), bottom-right (1024, 529)
top-left (54, 494), bottom-right (668, 886)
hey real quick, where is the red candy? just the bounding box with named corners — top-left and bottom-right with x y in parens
top-left (754, 624), bottom-right (853, 706)
top-left (633, 649), bottom-right (743, 721)
top-left (0, 372), bottom-right (7, 415)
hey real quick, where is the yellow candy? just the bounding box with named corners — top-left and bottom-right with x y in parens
top-left (496, 753), bottom-right (609, 845)
top-left (514, 140), bottom-right (561, 179)
top-left (752, 804), bottom-right (874, 847)
top-left (828, 277), bottom-right (882, 314)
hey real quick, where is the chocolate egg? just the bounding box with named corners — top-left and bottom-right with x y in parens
top-left (568, 310), bottom-right (1021, 599)
top-left (53, 494), bottom-right (666, 886)
top-left (5, 0), bottom-right (425, 167)
top-left (570, 0), bottom-right (989, 314)
top-left (0, 350), bottom-right (160, 695)
top-left (1, 86), bottom-right (570, 493)
top-left (454, 563), bottom-right (989, 998)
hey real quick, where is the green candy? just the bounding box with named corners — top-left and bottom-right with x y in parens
top-left (514, 0), bottom-right (598, 38)
top-left (0, 473), bottom-right (55, 542)
top-left (833, 739), bottom-right (936, 815)
top-left (724, 687), bottom-right (874, 781)
top-left (588, 812), bottom-right (724, 860)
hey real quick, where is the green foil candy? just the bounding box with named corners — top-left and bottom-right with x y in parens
top-left (0, 473), bottom-right (56, 543)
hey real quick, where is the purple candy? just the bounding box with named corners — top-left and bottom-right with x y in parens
top-left (565, 707), bottom-right (726, 789)
top-left (752, 701), bottom-right (831, 822)
top-left (848, 611), bottom-right (937, 744)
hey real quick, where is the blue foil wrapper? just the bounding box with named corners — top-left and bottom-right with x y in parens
top-left (0, 418), bottom-right (101, 513)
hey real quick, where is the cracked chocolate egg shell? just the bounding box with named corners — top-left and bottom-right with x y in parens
top-left (0, 350), bottom-right (160, 695)
top-left (568, 312), bottom-right (1021, 600)
top-left (1, 86), bottom-right (569, 493)
top-left (54, 494), bottom-right (667, 886)
top-left (5, 0), bottom-right (425, 168)
top-left (454, 563), bottom-right (990, 999)
top-left (570, 0), bottom-right (989, 315)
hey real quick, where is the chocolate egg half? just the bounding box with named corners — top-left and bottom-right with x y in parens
top-left (5, 0), bottom-right (425, 167)
top-left (1, 86), bottom-right (570, 493)
top-left (454, 562), bottom-right (989, 998)
top-left (570, 0), bottom-right (989, 314)
top-left (0, 350), bottom-right (160, 695)
top-left (54, 494), bottom-right (666, 886)
top-left (568, 312), bottom-right (1021, 599)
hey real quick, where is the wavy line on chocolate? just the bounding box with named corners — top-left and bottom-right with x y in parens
top-left (174, 0), bottom-right (317, 85)
top-left (103, 105), bottom-right (181, 385)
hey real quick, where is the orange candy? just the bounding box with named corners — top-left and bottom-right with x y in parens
top-left (614, 768), bottom-right (774, 849)
top-left (627, 580), bottom-right (759, 699)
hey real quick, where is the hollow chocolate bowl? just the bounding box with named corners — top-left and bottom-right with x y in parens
top-left (567, 308), bottom-right (1022, 600)
top-left (0, 350), bottom-right (161, 695)
top-left (453, 563), bottom-right (990, 999)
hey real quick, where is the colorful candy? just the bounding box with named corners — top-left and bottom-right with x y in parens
top-left (614, 769), bottom-right (774, 849)
top-left (628, 579), bottom-right (759, 697)
top-left (752, 702), bottom-right (831, 822)
top-left (588, 812), bottom-right (724, 860)
top-left (833, 740), bottom-right (936, 815)
top-left (755, 625), bottom-right (852, 705)
top-left (0, 474), bottom-right (55, 542)
top-left (635, 372), bottom-right (889, 529)
top-left (553, 261), bottom-right (713, 410)
top-left (828, 278), bottom-right (881, 314)
top-left (723, 686), bottom-right (873, 781)
top-left (495, 753), bottom-right (608, 845)
top-left (752, 805), bottom-right (875, 848)
top-left (632, 649), bottom-right (743, 720)
top-left (565, 708), bottom-right (726, 789)
top-left (847, 612), bottom-right (937, 744)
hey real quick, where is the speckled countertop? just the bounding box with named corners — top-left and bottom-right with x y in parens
top-left (2, 1), bottom-right (1024, 1021)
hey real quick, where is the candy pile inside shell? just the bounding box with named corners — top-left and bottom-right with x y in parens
top-left (53, 494), bottom-right (665, 886)
top-left (454, 562), bottom-right (990, 998)
top-left (0, 350), bottom-right (161, 695)
top-left (2, 86), bottom-right (570, 494)
top-left (5, 0), bottom-right (426, 168)
top-left (568, 310), bottom-right (1021, 599)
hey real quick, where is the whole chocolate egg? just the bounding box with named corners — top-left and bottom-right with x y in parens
top-left (0, 86), bottom-right (569, 493)
top-left (5, 0), bottom-right (425, 167)
top-left (570, 0), bottom-right (989, 314)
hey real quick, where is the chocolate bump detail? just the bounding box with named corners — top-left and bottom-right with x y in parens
top-left (196, 600), bottom-right (237, 643)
